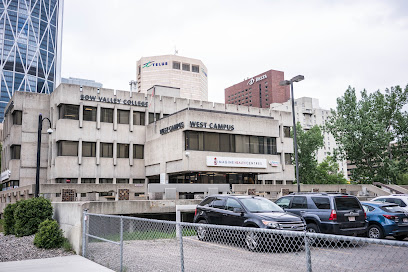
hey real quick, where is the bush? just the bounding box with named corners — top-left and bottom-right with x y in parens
top-left (14, 197), bottom-right (53, 237)
top-left (34, 219), bottom-right (64, 249)
top-left (4, 202), bottom-right (19, 235)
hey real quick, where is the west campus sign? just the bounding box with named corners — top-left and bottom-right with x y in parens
top-left (160, 121), bottom-right (235, 135)
top-left (80, 94), bottom-right (148, 107)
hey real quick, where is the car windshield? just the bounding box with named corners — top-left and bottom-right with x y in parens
top-left (240, 198), bottom-right (283, 213)
top-left (380, 205), bottom-right (406, 213)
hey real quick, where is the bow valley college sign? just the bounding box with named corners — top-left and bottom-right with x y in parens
top-left (207, 156), bottom-right (267, 169)
top-left (247, 74), bottom-right (267, 85)
top-left (80, 94), bottom-right (148, 107)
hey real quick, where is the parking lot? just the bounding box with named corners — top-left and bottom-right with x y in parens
top-left (86, 236), bottom-right (408, 272)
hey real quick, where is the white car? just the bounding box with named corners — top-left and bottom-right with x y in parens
top-left (371, 195), bottom-right (408, 213)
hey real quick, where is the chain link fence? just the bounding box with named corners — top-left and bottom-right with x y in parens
top-left (83, 211), bottom-right (408, 272)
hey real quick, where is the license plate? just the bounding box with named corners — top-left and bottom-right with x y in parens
top-left (403, 218), bottom-right (408, 223)
top-left (348, 216), bottom-right (355, 222)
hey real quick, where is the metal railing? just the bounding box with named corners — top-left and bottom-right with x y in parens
top-left (82, 211), bottom-right (408, 272)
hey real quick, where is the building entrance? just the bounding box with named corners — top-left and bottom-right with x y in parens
top-left (168, 172), bottom-right (260, 185)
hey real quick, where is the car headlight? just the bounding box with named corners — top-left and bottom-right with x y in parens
top-left (262, 220), bottom-right (280, 229)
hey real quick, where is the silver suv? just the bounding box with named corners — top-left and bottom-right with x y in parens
top-left (371, 195), bottom-right (408, 213)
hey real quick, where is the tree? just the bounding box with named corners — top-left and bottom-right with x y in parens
top-left (294, 122), bottom-right (324, 184)
top-left (326, 85), bottom-right (408, 184)
top-left (315, 157), bottom-right (347, 184)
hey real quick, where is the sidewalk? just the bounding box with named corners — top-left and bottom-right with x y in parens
top-left (0, 255), bottom-right (114, 272)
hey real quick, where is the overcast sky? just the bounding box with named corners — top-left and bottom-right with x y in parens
top-left (61, 0), bottom-right (408, 110)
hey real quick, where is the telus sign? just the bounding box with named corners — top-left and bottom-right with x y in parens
top-left (247, 74), bottom-right (267, 85)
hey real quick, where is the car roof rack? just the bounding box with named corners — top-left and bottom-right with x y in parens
top-left (289, 192), bottom-right (328, 195)
top-left (390, 194), bottom-right (408, 196)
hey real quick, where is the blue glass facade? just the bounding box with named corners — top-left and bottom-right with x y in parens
top-left (0, 0), bottom-right (63, 120)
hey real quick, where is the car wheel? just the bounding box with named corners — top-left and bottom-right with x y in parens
top-left (245, 226), bottom-right (262, 251)
top-left (393, 235), bottom-right (407, 241)
top-left (306, 223), bottom-right (320, 233)
top-left (196, 220), bottom-right (209, 241)
top-left (367, 225), bottom-right (384, 239)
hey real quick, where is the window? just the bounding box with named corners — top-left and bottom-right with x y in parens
top-left (133, 179), bottom-right (144, 184)
top-left (149, 113), bottom-right (160, 124)
top-left (285, 154), bottom-right (292, 165)
top-left (59, 104), bottom-right (79, 120)
top-left (283, 126), bottom-right (291, 137)
top-left (116, 179), bottom-right (129, 184)
top-left (204, 132), bottom-right (219, 151)
top-left (81, 178), bottom-right (96, 184)
top-left (235, 135), bottom-right (250, 153)
top-left (83, 106), bottom-right (97, 121)
top-left (185, 131), bottom-right (203, 151)
top-left (56, 178), bottom-right (78, 184)
top-left (182, 63), bottom-right (190, 71)
top-left (117, 110), bottom-right (130, 124)
top-left (276, 197), bottom-right (292, 209)
top-left (134, 144), bottom-right (144, 159)
top-left (173, 61), bottom-right (180, 69)
top-left (219, 134), bottom-right (235, 152)
top-left (133, 111), bottom-right (145, 125)
top-left (311, 197), bottom-right (330, 209)
top-left (12, 110), bottom-right (22, 125)
top-left (99, 178), bottom-right (113, 184)
top-left (100, 143), bottom-right (113, 158)
top-left (82, 142), bottom-right (96, 157)
top-left (291, 196), bottom-right (307, 209)
top-left (192, 65), bottom-right (199, 73)
top-left (81, 193), bottom-right (87, 197)
top-left (385, 198), bottom-right (407, 207)
top-left (225, 198), bottom-right (242, 211)
top-left (58, 141), bottom-right (78, 156)
top-left (11, 145), bottom-right (21, 159)
top-left (211, 197), bottom-right (225, 209)
top-left (101, 108), bottom-right (113, 123)
top-left (334, 197), bottom-right (361, 210)
top-left (117, 144), bottom-right (129, 158)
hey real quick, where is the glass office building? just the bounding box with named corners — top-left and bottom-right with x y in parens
top-left (0, 0), bottom-right (63, 120)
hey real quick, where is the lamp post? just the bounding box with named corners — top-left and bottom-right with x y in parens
top-left (35, 113), bottom-right (53, 198)
top-left (280, 75), bottom-right (304, 192)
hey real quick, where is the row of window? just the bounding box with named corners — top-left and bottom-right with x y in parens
top-left (58, 141), bottom-right (144, 159)
top-left (172, 62), bottom-right (200, 73)
top-left (55, 178), bottom-right (144, 184)
top-left (185, 131), bottom-right (277, 155)
top-left (59, 104), bottom-right (164, 125)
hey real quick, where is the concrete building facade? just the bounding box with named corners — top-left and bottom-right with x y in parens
top-left (0, 84), bottom-right (296, 212)
top-left (136, 55), bottom-right (208, 101)
top-left (0, 0), bottom-right (64, 121)
top-left (270, 97), bottom-right (348, 178)
top-left (224, 69), bottom-right (290, 108)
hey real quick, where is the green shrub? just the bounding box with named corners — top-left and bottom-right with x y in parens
top-left (14, 197), bottom-right (53, 237)
top-left (34, 219), bottom-right (64, 249)
top-left (4, 202), bottom-right (19, 235)
top-left (62, 237), bottom-right (74, 252)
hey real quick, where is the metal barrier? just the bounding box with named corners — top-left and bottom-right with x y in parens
top-left (82, 211), bottom-right (408, 272)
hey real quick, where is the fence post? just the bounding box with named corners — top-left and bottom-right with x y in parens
top-left (177, 222), bottom-right (185, 272)
top-left (82, 209), bottom-right (88, 257)
top-left (304, 232), bottom-right (312, 272)
top-left (120, 216), bottom-right (124, 272)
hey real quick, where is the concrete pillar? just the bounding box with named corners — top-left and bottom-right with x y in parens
top-left (96, 139), bottom-right (100, 165)
top-left (113, 106), bottom-right (117, 131)
top-left (129, 141), bottom-right (133, 166)
top-left (96, 104), bottom-right (101, 129)
top-left (78, 139), bottom-right (82, 165)
top-left (281, 153), bottom-right (285, 171)
top-left (129, 108), bottom-right (134, 132)
top-left (79, 103), bottom-right (83, 128)
top-left (113, 140), bottom-right (117, 166)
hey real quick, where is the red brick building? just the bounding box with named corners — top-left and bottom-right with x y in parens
top-left (224, 69), bottom-right (290, 108)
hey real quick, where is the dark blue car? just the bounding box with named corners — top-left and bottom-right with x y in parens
top-left (361, 201), bottom-right (408, 240)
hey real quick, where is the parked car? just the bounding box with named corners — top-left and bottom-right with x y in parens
top-left (275, 193), bottom-right (368, 236)
top-left (371, 195), bottom-right (408, 213)
top-left (361, 201), bottom-right (408, 240)
top-left (193, 195), bottom-right (306, 250)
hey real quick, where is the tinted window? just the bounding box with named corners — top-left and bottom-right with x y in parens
top-left (199, 197), bottom-right (214, 207)
top-left (226, 198), bottom-right (242, 211)
top-left (58, 141), bottom-right (78, 156)
top-left (83, 106), bottom-right (97, 121)
top-left (133, 111), bottom-right (145, 125)
top-left (133, 144), bottom-right (144, 159)
top-left (117, 144), bottom-right (129, 158)
top-left (82, 142), bottom-right (96, 157)
top-left (117, 110), bottom-right (130, 124)
top-left (101, 108), bottom-right (113, 123)
top-left (276, 197), bottom-right (292, 209)
top-left (100, 143), bottom-right (113, 158)
top-left (374, 198), bottom-right (386, 203)
top-left (334, 197), bottom-right (361, 210)
top-left (291, 196), bottom-right (307, 209)
top-left (12, 110), bottom-right (22, 125)
top-left (240, 198), bottom-right (283, 212)
top-left (386, 198), bottom-right (407, 207)
top-left (362, 204), bottom-right (375, 212)
top-left (381, 205), bottom-right (406, 213)
top-left (211, 197), bottom-right (225, 209)
top-left (312, 197), bottom-right (331, 209)
top-left (59, 104), bottom-right (79, 120)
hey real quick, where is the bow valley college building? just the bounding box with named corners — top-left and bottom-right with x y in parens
top-left (0, 83), bottom-right (296, 208)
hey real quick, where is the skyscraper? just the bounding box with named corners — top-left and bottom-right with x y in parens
top-left (0, 0), bottom-right (63, 120)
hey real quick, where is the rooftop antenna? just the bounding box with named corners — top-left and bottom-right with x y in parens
top-left (174, 45), bottom-right (178, 55)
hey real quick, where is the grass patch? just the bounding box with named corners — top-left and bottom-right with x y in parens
top-left (0, 219), bottom-right (4, 233)
top-left (62, 237), bottom-right (74, 252)
top-left (92, 229), bottom-right (197, 242)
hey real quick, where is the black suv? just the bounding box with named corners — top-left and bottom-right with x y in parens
top-left (193, 195), bottom-right (306, 250)
top-left (275, 193), bottom-right (368, 236)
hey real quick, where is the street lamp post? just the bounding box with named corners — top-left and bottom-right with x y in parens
top-left (280, 75), bottom-right (304, 192)
top-left (35, 113), bottom-right (53, 198)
